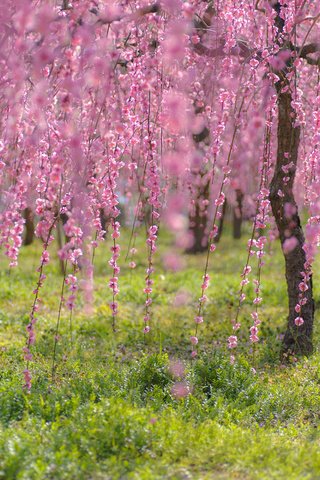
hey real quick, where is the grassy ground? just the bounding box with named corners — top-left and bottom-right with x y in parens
top-left (1, 225), bottom-right (320, 479)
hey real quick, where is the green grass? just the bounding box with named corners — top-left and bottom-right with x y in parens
top-left (1, 224), bottom-right (320, 479)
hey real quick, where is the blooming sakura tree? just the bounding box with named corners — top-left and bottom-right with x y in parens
top-left (0, 0), bottom-right (320, 388)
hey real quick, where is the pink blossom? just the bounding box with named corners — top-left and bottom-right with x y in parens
top-left (169, 360), bottom-right (185, 378)
top-left (294, 317), bottom-right (304, 326)
top-left (228, 336), bottom-right (238, 349)
top-left (171, 382), bottom-right (190, 399)
top-left (283, 237), bottom-right (298, 254)
top-left (194, 316), bottom-right (203, 324)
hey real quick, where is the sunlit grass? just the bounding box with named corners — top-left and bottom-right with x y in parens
top-left (0, 224), bottom-right (320, 479)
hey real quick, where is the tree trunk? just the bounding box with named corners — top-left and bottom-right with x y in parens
top-left (56, 218), bottom-right (66, 275)
top-left (269, 87), bottom-right (314, 357)
top-left (233, 189), bottom-right (243, 239)
top-left (23, 208), bottom-right (34, 246)
top-left (100, 208), bottom-right (108, 239)
top-left (186, 176), bottom-right (209, 254)
top-left (186, 123), bottom-right (211, 254)
top-left (269, 1), bottom-right (314, 357)
top-left (215, 198), bottom-right (227, 243)
top-left (60, 212), bottom-right (71, 244)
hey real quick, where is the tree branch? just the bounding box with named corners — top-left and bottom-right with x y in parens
top-left (255, 0), bottom-right (265, 13)
top-left (304, 56), bottom-right (320, 66)
top-left (194, 38), bottom-right (254, 60)
top-left (94, 3), bottom-right (160, 25)
top-left (299, 42), bottom-right (320, 58)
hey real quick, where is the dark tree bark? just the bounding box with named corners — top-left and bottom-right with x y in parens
top-left (270, 87), bottom-right (314, 356)
top-left (60, 212), bottom-right (71, 244)
top-left (23, 208), bottom-right (34, 246)
top-left (100, 208), bottom-right (108, 239)
top-left (233, 189), bottom-right (243, 239)
top-left (186, 176), bottom-right (210, 254)
top-left (269, 1), bottom-right (314, 357)
top-left (186, 124), bottom-right (211, 254)
top-left (215, 198), bottom-right (227, 243)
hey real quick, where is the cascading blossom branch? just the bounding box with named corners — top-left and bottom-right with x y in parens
top-left (0, 0), bottom-right (319, 389)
